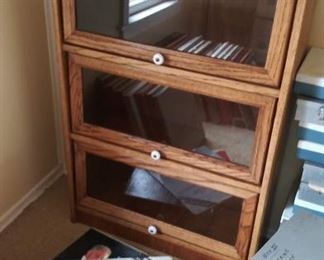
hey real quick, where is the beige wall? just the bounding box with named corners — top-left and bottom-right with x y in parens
top-left (0, 0), bottom-right (58, 217)
top-left (309, 0), bottom-right (324, 48)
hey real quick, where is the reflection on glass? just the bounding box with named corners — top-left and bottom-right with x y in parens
top-left (82, 69), bottom-right (259, 166)
top-left (86, 153), bottom-right (243, 245)
top-left (75, 0), bottom-right (277, 66)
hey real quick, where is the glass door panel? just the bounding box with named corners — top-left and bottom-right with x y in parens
top-left (81, 68), bottom-right (259, 167)
top-left (74, 138), bottom-right (258, 258)
top-left (74, 0), bottom-right (277, 67)
top-left (85, 152), bottom-right (242, 245)
top-left (69, 53), bottom-right (276, 184)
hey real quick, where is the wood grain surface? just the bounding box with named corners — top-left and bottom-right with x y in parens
top-left (61, 0), bottom-right (297, 87)
top-left (73, 140), bottom-right (258, 259)
top-left (51, 0), bottom-right (315, 258)
top-left (248, 0), bottom-right (315, 257)
top-left (68, 52), bottom-right (276, 185)
top-left (52, 0), bottom-right (76, 220)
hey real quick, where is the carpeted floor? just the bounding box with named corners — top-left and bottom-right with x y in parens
top-left (0, 176), bottom-right (171, 260)
top-left (0, 176), bottom-right (88, 260)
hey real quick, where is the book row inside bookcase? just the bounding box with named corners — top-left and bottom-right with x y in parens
top-left (81, 68), bottom-right (258, 167)
top-left (75, 0), bottom-right (275, 66)
top-left (157, 32), bottom-right (255, 64)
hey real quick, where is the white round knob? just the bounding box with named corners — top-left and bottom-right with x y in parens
top-left (152, 53), bottom-right (164, 65)
top-left (150, 150), bottom-right (161, 161)
top-left (147, 225), bottom-right (158, 235)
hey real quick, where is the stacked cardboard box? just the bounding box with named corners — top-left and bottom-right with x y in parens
top-left (283, 48), bottom-right (324, 220)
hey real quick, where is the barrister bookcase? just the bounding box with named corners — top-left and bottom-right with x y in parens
top-left (51, 0), bottom-right (314, 259)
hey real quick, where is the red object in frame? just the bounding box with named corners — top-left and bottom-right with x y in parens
top-left (81, 245), bottom-right (112, 260)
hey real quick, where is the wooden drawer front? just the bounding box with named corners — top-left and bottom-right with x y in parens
top-left (73, 135), bottom-right (258, 259)
top-left (295, 99), bottom-right (324, 125)
top-left (62, 0), bottom-right (296, 87)
top-left (68, 51), bottom-right (275, 184)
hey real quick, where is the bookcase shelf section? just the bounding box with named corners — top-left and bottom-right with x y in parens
top-left (62, 0), bottom-right (296, 87)
top-left (68, 52), bottom-right (275, 184)
top-left (73, 136), bottom-right (258, 259)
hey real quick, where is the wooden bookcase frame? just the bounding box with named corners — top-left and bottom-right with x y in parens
top-left (68, 51), bottom-right (276, 185)
top-left (61, 0), bottom-right (296, 87)
top-left (50, 0), bottom-right (315, 258)
top-left (73, 134), bottom-right (258, 260)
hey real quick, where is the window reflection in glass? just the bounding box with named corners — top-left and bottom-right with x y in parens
top-left (75, 0), bottom-right (277, 66)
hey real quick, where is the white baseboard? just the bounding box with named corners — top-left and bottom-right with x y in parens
top-left (0, 163), bottom-right (64, 233)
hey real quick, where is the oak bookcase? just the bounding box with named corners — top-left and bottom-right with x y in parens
top-left (51, 0), bottom-right (314, 259)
